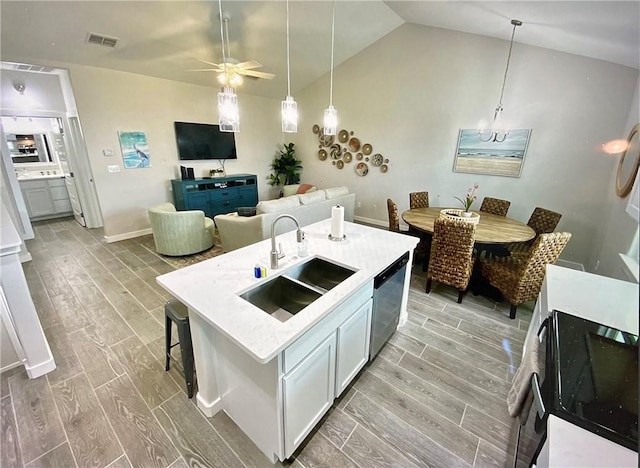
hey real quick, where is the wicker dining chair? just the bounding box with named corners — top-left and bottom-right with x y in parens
top-left (387, 198), bottom-right (400, 232)
top-left (479, 197), bottom-right (511, 217)
top-left (409, 191), bottom-right (429, 209)
top-left (508, 207), bottom-right (563, 257)
top-left (426, 218), bottom-right (476, 303)
top-left (409, 191), bottom-right (430, 261)
top-left (481, 231), bottom-right (571, 319)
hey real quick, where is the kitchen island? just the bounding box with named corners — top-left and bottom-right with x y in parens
top-left (157, 219), bottom-right (418, 462)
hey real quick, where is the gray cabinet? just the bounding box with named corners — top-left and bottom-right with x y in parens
top-left (20, 178), bottom-right (72, 220)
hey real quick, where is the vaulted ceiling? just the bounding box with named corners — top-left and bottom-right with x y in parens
top-left (1, 1), bottom-right (638, 99)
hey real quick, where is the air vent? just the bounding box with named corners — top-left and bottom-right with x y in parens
top-left (12, 64), bottom-right (54, 72)
top-left (87, 33), bottom-right (119, 48)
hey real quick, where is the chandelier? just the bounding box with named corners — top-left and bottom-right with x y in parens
top-left (478, 19), bottom-right (522, 143)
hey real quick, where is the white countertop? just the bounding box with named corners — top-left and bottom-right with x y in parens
top-left (17, 173), bottom-right (64, 181)
top-left (539, 265), bottom-right (639, 467)
top-left (543, 264), bottom-right (638, 334)
top-left (157, 219), bottom-right (418, 363)
top-left (542, 416), bottom-right (637, 467)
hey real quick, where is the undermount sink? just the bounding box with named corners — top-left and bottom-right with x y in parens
top-left (239, 257), bottom-right (356, 322)
top-left (283, 257), bottom-right (356, 293)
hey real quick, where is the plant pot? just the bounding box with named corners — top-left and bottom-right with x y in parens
top-left (461, 211), bottom-right (473, 218)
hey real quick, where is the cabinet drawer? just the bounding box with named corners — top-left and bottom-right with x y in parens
top-left (283, 282), bottom-right (373, 374)
top-left (211, 199), bottom-right (239, 216)
top-left (210, 187), bottom-right (239, 201)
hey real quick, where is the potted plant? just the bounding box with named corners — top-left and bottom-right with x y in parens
top-left (267, 142), bottom-right (302, 189)
top-left (454, 183), bottom-right (479, 217)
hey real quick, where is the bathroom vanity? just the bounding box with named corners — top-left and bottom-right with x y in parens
top-left (157, 219), bottom-right (418, 462)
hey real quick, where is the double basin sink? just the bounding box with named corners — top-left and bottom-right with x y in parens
top-left (239, 257), bottom-right (356, 322)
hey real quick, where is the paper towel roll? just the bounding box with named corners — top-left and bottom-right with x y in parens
top-left (331, 205), bottom-right (345, 238)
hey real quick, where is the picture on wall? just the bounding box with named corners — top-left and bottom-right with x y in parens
top-left (118, 131), bottom-right (151, 169)
top-left (453, 129), bottom-right (531, 177)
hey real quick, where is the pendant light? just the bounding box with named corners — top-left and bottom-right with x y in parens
top-left (478, 19), bottom-right (522, 143)
top-left (323, 0), bottom-right (337, 136)
top-left (281, 0), bottom-right (298, 133)
top-left (217, 0), bottom-right (239, 133)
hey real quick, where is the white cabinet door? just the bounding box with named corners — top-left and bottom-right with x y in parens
top-left (335, 298), bottom-right (372, 397)
top-left (21, 181), bottom-right (55, 217)
top-left (283, 333), bottom-right (336, 457)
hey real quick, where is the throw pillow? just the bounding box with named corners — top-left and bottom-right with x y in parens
top-left (256, 195), bottom-right (300, 214)
top-left (296, 183), bottom-right (316, 194)
top-left (282, 184), bottom-right (300, 197)
top-left (299, 190), bottom-right (326, 205)
top-left (324, 186), bottom-right (349, 199)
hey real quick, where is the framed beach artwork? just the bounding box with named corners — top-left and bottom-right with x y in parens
top-left (118, 131), bottom-right (151, 169)
top-left (453, 129), bottom-right (531, 177)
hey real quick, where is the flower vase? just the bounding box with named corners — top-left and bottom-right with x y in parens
top-left (461, 211), bottom-right (473, 218)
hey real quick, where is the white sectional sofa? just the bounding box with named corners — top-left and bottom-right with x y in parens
top-left (214, 186), bottom-right (355, 252)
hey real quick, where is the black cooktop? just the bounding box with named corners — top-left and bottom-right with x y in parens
top-left (549, 311), bottom-right (638, 451)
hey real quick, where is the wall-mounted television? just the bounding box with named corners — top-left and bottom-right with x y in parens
top-left (174, 121), bottom-right (237, 160)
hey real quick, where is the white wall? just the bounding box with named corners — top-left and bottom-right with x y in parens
top-left (0, 69), bottom-right (66, 113)
top-left (293, 23), bottom-right (638, 269)
top-left (590, 77), bottom-right (640, 279)
top-left (17, 62), bottom-right (284, 239)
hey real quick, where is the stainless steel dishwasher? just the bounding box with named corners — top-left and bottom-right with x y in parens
top-left (369, 252), bottom-right (410, 360)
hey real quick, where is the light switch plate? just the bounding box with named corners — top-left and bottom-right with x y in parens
top-left (107, 165), bottom-right (120, 173)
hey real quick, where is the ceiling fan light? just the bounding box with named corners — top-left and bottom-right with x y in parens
top-left (281, 96), bottom-right (298, 133)
top-left (323, 105), bottom-right (337, 136)
top-left (218, 86), bottom-right (239, 133)
top-left (217, 73), bottom-right (227, 85)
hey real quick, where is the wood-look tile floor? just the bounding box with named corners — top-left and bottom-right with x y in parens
top-left (1, 217), bottom-right (533, 468)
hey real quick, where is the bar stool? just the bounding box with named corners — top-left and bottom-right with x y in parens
top-left (164, 299), bottom-right (195, 398)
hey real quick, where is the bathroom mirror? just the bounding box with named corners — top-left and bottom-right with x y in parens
top-left (1, 116), bottom-right (61, 167)
top-left (616, 123), bottom-right (640, 197)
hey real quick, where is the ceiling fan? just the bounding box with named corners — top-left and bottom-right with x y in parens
top-left (188, 14), bottom-right (275, 86)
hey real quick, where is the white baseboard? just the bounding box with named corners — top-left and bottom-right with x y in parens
top-left (556, 259), bottom-right (585, 271)
top-left (104, 228), bottom-right (152, 243)
top-left (353, 215), bottom-right (386, 228)
top-left (25, 356), bottom-right (57, 379)
top-left (196, 392), bottom-right (224, 418)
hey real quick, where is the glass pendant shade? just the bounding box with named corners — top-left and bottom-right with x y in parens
top-left (323, 105), bottom-right (337, 136)
top-left (478, 105), bottom-right (508, 142)
top-left (218, 86), bottom-right (239, 133)
top-left (281, 96), bottom-right (298, 133)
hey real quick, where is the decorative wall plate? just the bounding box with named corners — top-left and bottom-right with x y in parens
top-left (380, 164), bottom-right (388, 173)
top-left (312, 124), bottom-right (320, 134)
top-left (318, 149), bottom-right (328, 161)
top-left (338, 129), bottom-right (349, 143)
top-left (355, 162), bottom-right (369, 177)
top-left (384, 158), bottom-right (389, 163)
top-left (362, 143), bottom-right (372, 155)
top-left (343, 152), bottom-right (352, 163)
top-left (356, 152), bottom-right (363, 161)
top-left (336, 160), bottom-right (344, 169)
top-left (319, 132), bottom-right (335, 147)
top-left (330, 143), bottom-right (342, 159)
top-left (348, 137), bottom-right (361, 152)
top-left (371, 153), bottom-right (384, 167)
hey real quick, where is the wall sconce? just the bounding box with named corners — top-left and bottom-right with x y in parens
top-left (12, 80), bottom-right (26, 95)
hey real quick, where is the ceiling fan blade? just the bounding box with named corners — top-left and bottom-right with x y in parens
top-left (185, 68), bottom-right (223, 72)
top-left (235, 60), bottom-right (263, 70)
top-left (239, 69), bottom-right (275, 80)
top-left (195, 58), bottom-right (223, 68)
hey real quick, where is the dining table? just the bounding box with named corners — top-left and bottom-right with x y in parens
top-left (402, 207), bottom-right (536, 245)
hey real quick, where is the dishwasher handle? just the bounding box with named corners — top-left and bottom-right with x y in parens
top-left (374, 252), bottom-right (410, 289)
